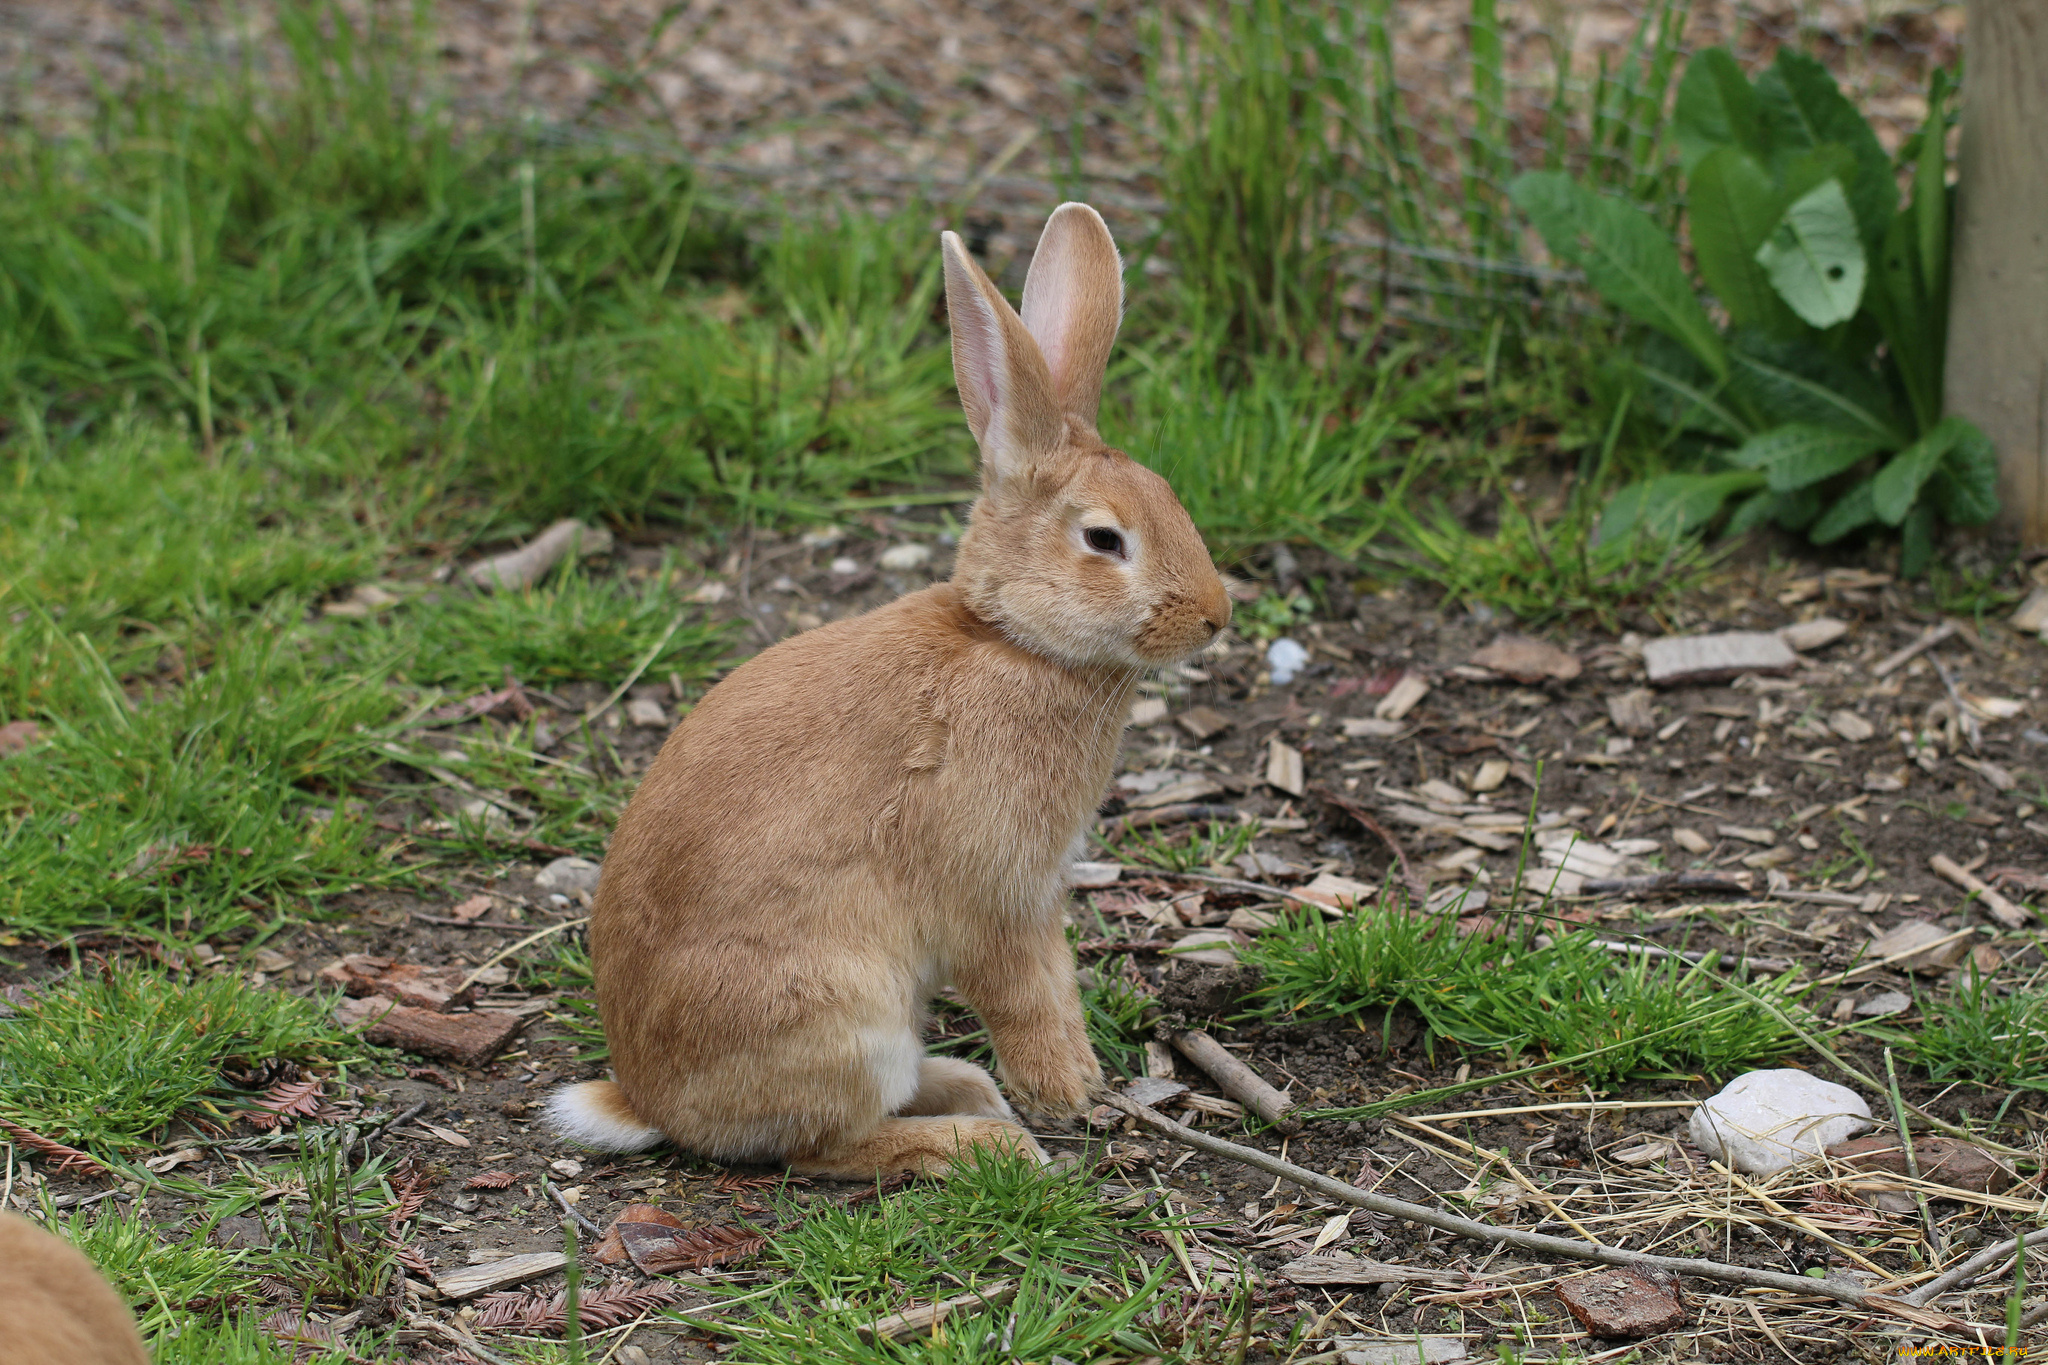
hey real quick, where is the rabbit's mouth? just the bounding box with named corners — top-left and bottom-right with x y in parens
top-left (1133, 589), bottom-right (1230, 664)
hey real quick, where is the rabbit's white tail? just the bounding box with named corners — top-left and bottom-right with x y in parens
top-left (545, 1080), bottom-right (667, 1152)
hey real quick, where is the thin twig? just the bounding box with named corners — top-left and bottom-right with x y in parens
top-left (456, 917), bottom-right (590, 995)
top-left (1872, 620), bottom-right (1959, 678)
top-left (1124, 867), bottom-right (1345, 914)
top-left (543, 1175), bottom-right (604, 1237)
top-left (1096, 1093), bottom-right (1998, 1334)
top-left (1905, 1235), bottom-right (2044, 1306)
top-left (1927, 651), bottom-right (1983, 755)
top-left (586, 609), bottom-right (690, 728)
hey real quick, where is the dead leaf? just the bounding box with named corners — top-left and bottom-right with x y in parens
top-left (449, 894), bottom-right (495, 922)
top-left (1471, 634), bottom-right (1581, 683)
top-left (236, 1078), bottom-right (325, 1132)
top-left (590, 1203), bottom-right (683, 1266)
top-left (419, 1122), bottom-right (472, 1148)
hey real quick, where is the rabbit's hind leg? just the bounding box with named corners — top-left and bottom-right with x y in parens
top-left (785, 1115), bottom-right (1045, 1179)
top-left (897, 1056), bottom-right (1013, 1118)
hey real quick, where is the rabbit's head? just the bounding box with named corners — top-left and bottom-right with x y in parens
top-left (942, 204), bottom-right (1230, 671)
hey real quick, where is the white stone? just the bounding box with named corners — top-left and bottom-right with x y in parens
top-left (624, 698), bottom-right (668, 729)
top-left (877, 542), bottom-right (932, 570)
top-left (1128, 697), bottom-right (1169, 727)
top-left (1688, 1069), bottom-right (1872, 1174)
top-left (534, 856), bottom-right (602, 896)
top-left (1266, 638), bottom-right (1309, 685)
top-left (829, 556), bottom-right (860, 576)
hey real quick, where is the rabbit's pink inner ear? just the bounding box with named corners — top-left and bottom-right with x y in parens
top-left (941, 232), bottom-right (1062, 488)
top-left (1019, 202), bottom-right (1125, 429)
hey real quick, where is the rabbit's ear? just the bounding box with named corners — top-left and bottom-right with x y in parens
top-left (942, 231), bottom-right (1064, 490)
top-left (1019, 203), bottom-right (1124, 431)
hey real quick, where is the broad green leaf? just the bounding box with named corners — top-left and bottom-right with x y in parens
top-left (1770, 486), bottom-right (1825, 531)
top-left (1912, 68), bottom-right (1954, 316)
top-left (1673, 48), bottom-right (1766, 173)
top-left (1808, 477), bottom-right (1880, 543)
top-left (1599, 470), bottom-right (1766, 546)
top-left (1725, 488), bottom-right (1778, 536)
top-left (1509, 173), bottom-right (1727, 376)
top-left (1871, 416), bottom-right (1975, 525)
top-left (1631, 350), bottom-right (1753, 441)
top-left (1900, 501), bottom-right (1937, 577)
top-left (1726, 332), bottom-right (1903, 441)
top-left (1867, 209), bottom-right (1940, 433)
top-left (1755, 50), bottom-right (1897, 247)
top-left (1726, 423), bottom-right (1885, 490)
top-left (1755, 180), bottom-right (1866, 327)
top-left (1926, 421), bottom-right (1999, 526)
top-left (1509, 171), bottom-right (1590, 269)
top-left (1687, 148), bottom-right (1799, 333)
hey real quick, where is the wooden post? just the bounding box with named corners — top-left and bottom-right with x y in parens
top-left (1944, 0), bottom-right (2048, 549)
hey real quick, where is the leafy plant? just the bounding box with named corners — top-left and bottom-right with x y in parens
top-left (1511, 50), bottom-right (1995, 573)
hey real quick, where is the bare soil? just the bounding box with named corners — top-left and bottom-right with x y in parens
top-left (8, 516), bottom-right (2044, 1360)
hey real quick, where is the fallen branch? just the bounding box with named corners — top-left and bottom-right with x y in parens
top-left (1904, 1234), bottom-right (2045, 1307)
top-left (1164, 1029), bottom-right (1300, 1135)
top-left (1125, 867), bottom-right (1338, 914)
top-left (1580, 872), bottom-right (1751, 898)
top-left (465, 519), bottom-right (613, 592)
top-left (1096, 1093), bottom-right (1999, 1336)
top-left (1872, 621), bottom-right (1958, 678)
top-left (1097, 803), bottom-right (1244, 842)
top-left (1930, 853), bottom-right (2031, 929)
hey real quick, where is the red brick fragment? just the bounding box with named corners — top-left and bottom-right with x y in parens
top-left (1554, 1268), bottom-right (1686, 1338)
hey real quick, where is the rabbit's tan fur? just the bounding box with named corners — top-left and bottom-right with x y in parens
top-left (549, 204), bottom-right (1230, 1177)
top-left (0, 1210), bottom-right (150, 1365)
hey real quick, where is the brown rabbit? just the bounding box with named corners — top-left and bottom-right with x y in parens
top-left (0, 1210), bottom-right (150, 1365)
top-left (547, 203), bottom-right (1230, 1177)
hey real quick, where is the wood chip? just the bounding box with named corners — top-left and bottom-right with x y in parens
top-left (856, 1280), bottom-right (1016, 1344)
top-left (333, 997), bottom-right (524, 1067)
top-left (624, 698), bottom-right (668, 729)
top-left (1778, 617), bottom-right (1850, 652)
top-left (1374, 674), bottom-right (1431, 721)
top-left (1123, 1076), bottom-right (1188, 1108)
top-left (1296, 872), bottom-right (1377, 911)
top-left (1468, 759), bottom-right (1510, 793)
top-left (318, 956), bottom-right (477, 1013)
top-left (1143, 1041), bottom-right (1177, 1080)
top-left (1553, 1268), bottom-right (1686, 1337)
top-left (1606, 688), bottom-right (1657, 737)
top-left (1127, 777), bottom-right (1224, 810)
top-left (1716, 825), bottom-right (1776, 847)
top-left (434, 1252), bottom-right (567, 1300)
top-left (1930, 853), bottom-right (2032, 927)
top-left (1265, 738), bottom-right (1306, 797)
top-left (1067, 862), bottom-right (1122, 888)
top-left (1641, 632), bottom-right (1796, 686)
top-left (1176, 706), bottom-right (1233, 740)
top-left (1828, 710), bottom-right (1876, 742)
top-left (1341, 717), bottom-right (1405, 739)
top-left (1865, 919), bottom-right (1972, 973)
top-left (1276, 1255), bottom-right (1466, 1287)
top-left (1129, 697), bottom-right (1170, 727)
top-left (2013, 586), bottom-right (2048, 633)
top-left (1469, 634), bottom-right (1582, 683)
top-left (1671, 828), bottom-right (1711, 855)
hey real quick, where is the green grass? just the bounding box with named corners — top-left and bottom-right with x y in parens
top-left (0, 961), bottom-right (362, 1154)
top-left (710, 1150), bottom-right (1209, 1364)
top-left (1241, 907), bottom-right (1809, 1085)
top-left (1888, 964), bottom-right (2048, 1095)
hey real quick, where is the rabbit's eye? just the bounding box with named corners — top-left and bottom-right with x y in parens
top-left (1084, 527), bottom-right (1126, 558)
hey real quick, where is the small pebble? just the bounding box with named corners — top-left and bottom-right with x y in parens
top-left (1266, 637), bottom-right (1309, 686)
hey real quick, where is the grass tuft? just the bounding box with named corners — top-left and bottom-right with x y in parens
top-left (1241, 907), bottom-right (1807, 1085)
top-left (0, 962), bottom-right (358, 1153)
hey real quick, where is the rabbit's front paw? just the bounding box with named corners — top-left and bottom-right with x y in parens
top-left (1000, 1044), bottom-right (1103, 1120)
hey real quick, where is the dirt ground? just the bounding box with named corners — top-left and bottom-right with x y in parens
top-left (10, 512), bottom-right (2044, 1361)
